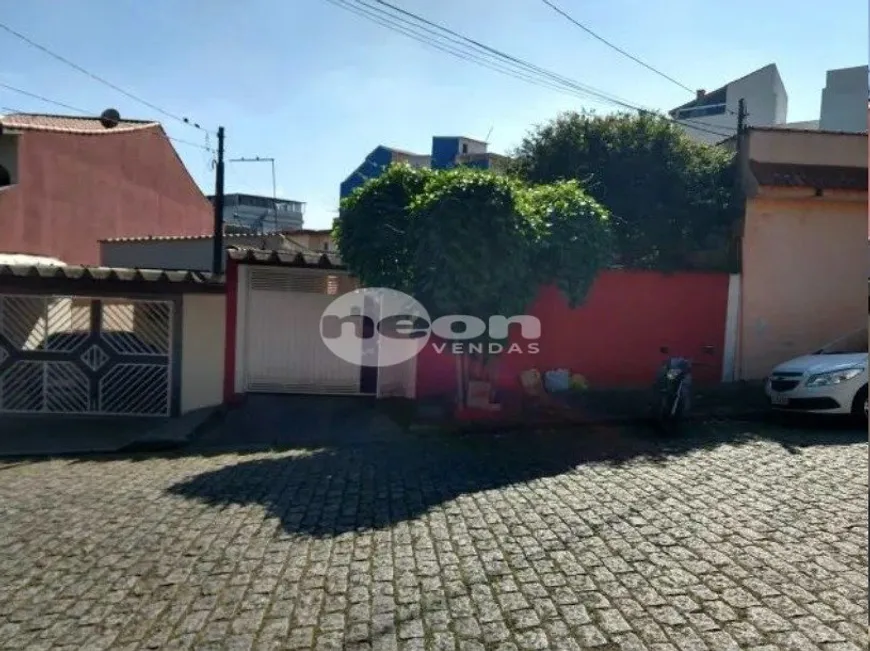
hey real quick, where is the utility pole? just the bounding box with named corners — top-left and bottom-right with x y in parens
top-left (737, 98), bottom-right (747, 135)
top-left (212, 126), bottom-right (226, 275)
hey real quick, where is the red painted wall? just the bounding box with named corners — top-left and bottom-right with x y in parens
top-left (416, 270), bottom-right (731, 397)
top-left (223, 258), bottom-right (240, 403)
top-left (1, 128), bottom-right (213, 265)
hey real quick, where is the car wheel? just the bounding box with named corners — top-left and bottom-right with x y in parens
top-left (851, 385), bottom-right (868, 424)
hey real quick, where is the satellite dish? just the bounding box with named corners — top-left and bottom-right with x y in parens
top-left (99, 108), bottom-right (121, 129)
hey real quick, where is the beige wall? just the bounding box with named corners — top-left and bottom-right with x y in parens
top-left (739, 195), bottom-right (867, 379)
top-left (746, 129), bottom-right (867, 167)
top-left (285, 232), bottom-right (334, 252)
top-left (101, 235), bottom-right (288, 272)
top-left (181, 293), bottom-right (226, 413)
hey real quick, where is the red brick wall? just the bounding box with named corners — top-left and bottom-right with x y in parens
top-left (2, 127), bottom-right (213, 265)
top-left (415, 270), bottom-right (731, 397)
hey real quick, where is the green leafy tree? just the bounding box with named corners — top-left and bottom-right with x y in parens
top-left (333, 164), bottom-right (433, 292)
top-left (511, 111), bottom-right (738, 269)
top-left (409, 168), bottom-right (538, 326)
top-left (520, 180), bottom-right (614, 308)
top-left (335, 164), bottom-right (613, 406)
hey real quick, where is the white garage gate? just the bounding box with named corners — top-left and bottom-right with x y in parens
top-left (239, 264), bottom-right (365, 395)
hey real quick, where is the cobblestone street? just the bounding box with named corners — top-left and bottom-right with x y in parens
top-left (0, 419), bottom-right (866, 650)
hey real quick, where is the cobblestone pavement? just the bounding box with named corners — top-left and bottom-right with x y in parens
top-left (0, 420), bottom-right (866, 650)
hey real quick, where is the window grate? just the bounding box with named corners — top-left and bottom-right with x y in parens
top-left (248, 268), bottom-right (357, 295)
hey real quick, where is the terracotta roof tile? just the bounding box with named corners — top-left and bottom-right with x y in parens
top-left (283, 228), bottom-right (332, 236)
top-left (749, 161), bottom-right (868, 191)
top-left (0, 112), bottom-right (158, 135)
top-left (101, 233), bottom-right (235, 243)
top-left (227, 247), bottom-right (345, 269)
top-left (100, 229), bottom-right (333, 243)
top-left (749, 125), bottom-right (868, 136)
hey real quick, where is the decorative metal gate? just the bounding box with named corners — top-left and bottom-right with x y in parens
top-left (0, 295), bottom-right (173, 416)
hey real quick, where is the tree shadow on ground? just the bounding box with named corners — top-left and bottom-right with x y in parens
top-left (165, 416), bottom-right (866, 539)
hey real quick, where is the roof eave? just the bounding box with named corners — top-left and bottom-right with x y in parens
top-left (0, 263), bottom-right (225, 290)
top-left (227, 247), bottom-right (345, 270)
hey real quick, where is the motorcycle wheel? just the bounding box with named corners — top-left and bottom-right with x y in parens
top-left (657, 392), bottom-right (683, 436)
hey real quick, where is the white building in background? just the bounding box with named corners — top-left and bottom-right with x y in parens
top-left (207, 193), bottom-right (306, 234)
top-left (670, 64), bottom-right (868, 144)
top-left (819, 65), bottom-right (868, 132)
top-left (669, 64), bottom-right (787, 144)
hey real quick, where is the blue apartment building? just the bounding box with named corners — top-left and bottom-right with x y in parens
top-left (339, 136), bottom-right (509, 199)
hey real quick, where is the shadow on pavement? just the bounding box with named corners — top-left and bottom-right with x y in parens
top-left (756, 412), bottom-right (868, 454)
top-left (161, 406), bottom-right (866, 539)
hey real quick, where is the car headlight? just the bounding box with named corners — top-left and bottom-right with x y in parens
top-left (805, 367), bottom-right (864, 387)
top-left (665, 369), bottom-right (681, 380)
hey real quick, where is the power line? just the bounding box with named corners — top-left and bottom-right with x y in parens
top-left (342, 0), bottom-right (734, 138)
top-left (0, 82), bottom-right (86, 116)
top-left (0, 84), bottom-right (215, 153)
top-left (372, 0), bottom-right (735, 137)
top-left (540, 0), bottom-right (740, 119)
top-left (364, 0), bottom-right (647, 112)
top-left (325, 0), bottom-right (603, 102)
top-left (540, 0), bottom-right (694, 94)
top-left (0, 20), bottom-right (212, 133)
top-left (329, 0), bottom-right (630, 108)
top-left (327, 0), bottom-right (735, 139)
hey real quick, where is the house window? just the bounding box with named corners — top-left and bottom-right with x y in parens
top-left (461, 143), bottom-right (468, 154)
top-left (676, 104), bottom-right (727, 120)
top-left (0, 164), bottom-right (10, 187)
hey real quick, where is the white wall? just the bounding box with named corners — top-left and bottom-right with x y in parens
top-left (181, 293), bottom-right (226, 413)
top-left (770, 67), bottom-right (789, 125)
top-left (721, 274), bottom-right (741, 382)
top-left (101, 234), bottom-right (296, 272)
top-left (234, 264), bottom-right (249, 395)
top-left (102, 239), bottom-right (217, 271)
top-left (819, 66), bottom-right (869, 132)
top-left (459, 138), bottom-right (488, 155)
top-left (676, 64), bottom-right (786, 144)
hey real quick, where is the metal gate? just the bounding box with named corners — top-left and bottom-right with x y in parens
top-left (243, 267), bottom-right (363, 394)
top-left (0, 294), bottom-right (173, 416)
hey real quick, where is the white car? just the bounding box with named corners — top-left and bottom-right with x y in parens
top-left (765, 328), bottom-right (868, 421)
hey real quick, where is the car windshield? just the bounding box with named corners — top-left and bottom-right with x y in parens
top-left (814, 328), bottom-right (868, 354)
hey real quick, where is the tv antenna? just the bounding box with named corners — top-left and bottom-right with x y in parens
top-left (229, 156), bottom-right (278, 231)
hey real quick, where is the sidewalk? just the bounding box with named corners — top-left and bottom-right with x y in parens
top-left (0, 407), bottom-right (219, 458)
top-left (572, 380), bottom-right (771, 422)
top-left (403, 381), bottom-right (770, 433)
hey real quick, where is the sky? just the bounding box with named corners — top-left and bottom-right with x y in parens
top-left (2, 0), bottom-right (867, 229)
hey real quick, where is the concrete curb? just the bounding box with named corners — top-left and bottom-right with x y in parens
top-left (118, 406), bottom-right (225, 453)
top-left (0, 407), bottom-right (225, 460)
top-left (407, 409), bottom-right (774, 436)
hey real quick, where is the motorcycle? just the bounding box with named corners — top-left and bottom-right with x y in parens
top-left (653, 344), bottom-right (714, 432)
